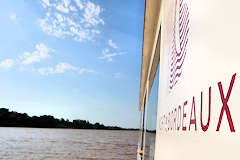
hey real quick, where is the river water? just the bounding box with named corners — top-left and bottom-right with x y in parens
top-left (0, 127), bottom-right (138, 160)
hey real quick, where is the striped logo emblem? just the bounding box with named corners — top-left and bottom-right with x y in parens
top-left (169, 0), bottom-right (189, 90)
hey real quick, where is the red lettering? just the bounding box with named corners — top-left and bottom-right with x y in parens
top-left (171, 110), bottom-right (174, 130)
top-left (182, 101), bottom-right (188, 131)
top-left (216, 73), bottom-right (236, 132)
top-left (168, 112), bottom-right (171, 131)
top-left (200, 87), bottom-right (211, 132)
top-left (189, 97), bottom-right (197, 131)
top-left (177, 105), bottom-right (182, 130)
top-left (164, 115), bottom-right (167, 131)
top-left (174, 108), bottom-right (177, 130)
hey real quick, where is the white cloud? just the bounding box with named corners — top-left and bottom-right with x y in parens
top-left (74, 0), bottom-right (84, 10)
top-left (99, 48), bottom-right (124, 62)
top-left (79, 68), bottom-right (95, 74)
top-left (38, 62), bottom-right (77, 75)
top-left (113, 72), bottom-right (121, 79)
top-left (41, 0), bottom-right (51, 8)
top-left (38, 62), bottom-right (95, 76)
top-left (56, 5), bottom-right (69, 13)
top-left (69, 5), bottom-right (77, 12)
top-left (83, 1), bottom-right (104, 26)
top-left (108, 40), bottom-right (118, 49)
top-left (20, 43), bottom-right (54, 65)
top-left (38, 68), bottom-right (50, 75)
top-left (99, 40), bottom-right (124, 62)
top-left (54, 62), bottom-right (77, 73)
top-left (63, 0), bottom-right (71, 7)
top-left (39, 0), bottom-right (104, 42)
top-left (9, 13), bottom-right (17, 22)
top-left (99, 52), bottom-right (118, 62)
top-left (0, 59), bottom-right (14, 68)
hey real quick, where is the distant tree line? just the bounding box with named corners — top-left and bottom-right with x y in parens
top-left (0, 108), bottom-right (128, 130)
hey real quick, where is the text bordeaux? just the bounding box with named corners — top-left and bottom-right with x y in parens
top-left (159, 73), bottom-right (237, 132)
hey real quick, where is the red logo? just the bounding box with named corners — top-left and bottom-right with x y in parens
top-left (169, 0), bottom-right (189, 90)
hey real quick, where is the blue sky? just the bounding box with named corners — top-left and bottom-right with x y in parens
top-left (0, 0), bottom-right (144, 128)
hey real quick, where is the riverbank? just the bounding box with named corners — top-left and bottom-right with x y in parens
top-left (0, 108), bottom-right (138, 130)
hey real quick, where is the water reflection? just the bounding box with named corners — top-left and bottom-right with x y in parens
top-left (144, 66), bottom-right (159, 160)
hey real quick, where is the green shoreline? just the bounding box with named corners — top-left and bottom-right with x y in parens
top-left (0, 108), bottom-right (138, 131)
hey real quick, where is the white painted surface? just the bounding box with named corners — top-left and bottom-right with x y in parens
top-left (155, 0), bottom-right (240, 159)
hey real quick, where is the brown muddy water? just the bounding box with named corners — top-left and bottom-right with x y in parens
top-left (0, 127), bottom-right (138, 160)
